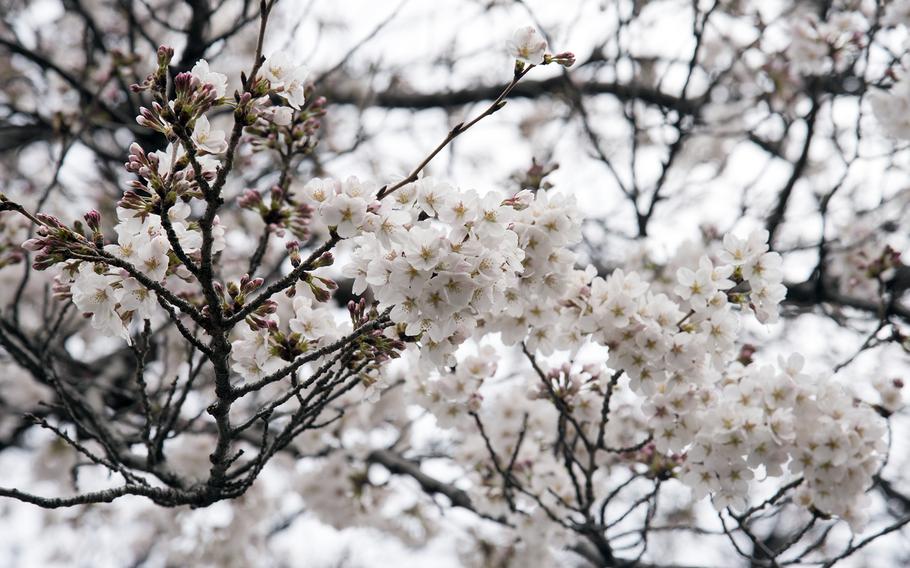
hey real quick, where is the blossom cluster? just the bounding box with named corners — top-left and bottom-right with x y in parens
top-left (481, 190), bottom-right (584, 354)
top-left (73, 200), bottom-right (221, 339)
top-left (870, 73), bottom-right (910, 140)
top-left (410, 345), bottom-right (497, 428)
top-left (292, 176), bottom-right (381, 239)
top-left (823, 216), bottom-right (906, 299)
top-left (785, 12), bottom-right (865, 76)
top-left (677, 355), bottom-right (886, 528)
top-left (338, 179), bottom-right (580, 368)
top-left (573, 230), bottom-right (883, 525)
top-left (405, 222), bottom-right (885, 533)
top-left (38, 49), bottom-right (311, 341)
top-left (261, 52), bottom-right (309, 109)
top-left (230, 289), bottom-right (348, 380)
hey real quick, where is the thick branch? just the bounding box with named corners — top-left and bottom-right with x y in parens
top-left (324, 76), bottom-right (699, 115)
top-left (367, 449), bottom-right (474, 510)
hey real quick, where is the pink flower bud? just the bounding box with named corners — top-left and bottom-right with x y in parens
top-left (84, 210), bottom-right (101, 232)
top-left (21, 238), bottom-right (44, 251)
top-left (551, 51), bottom-right (576, 67)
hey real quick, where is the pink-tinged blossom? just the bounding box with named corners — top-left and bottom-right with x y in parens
top-left (71, 264), bottom-right (128, 340)
top-left (263, 52), bottom-right (309, 109)
top-left (190, 59), bottom-right (228, 98)
top-left (192, 115), bottom-right (228, 154)
top-left (118, 277), bottom-right (157, 320)
top-left (507, 26), bottom-right (547, 64)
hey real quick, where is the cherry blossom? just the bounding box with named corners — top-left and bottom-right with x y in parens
top-left (190, 58), bottom-right (228, 98)
top-left (263, 52), bottom-right (309, 109)
top-left (507, 26), bottom-right (547, 64)
top-left (191, 115), bottom-right (229, 154)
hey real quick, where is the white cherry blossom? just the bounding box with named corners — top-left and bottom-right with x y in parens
top-left (507, 26), bottom-right (547, 64)
top-left (192, 115), bottom-right (228, 154)
top-left (190, 59), bottom-right (228, 98)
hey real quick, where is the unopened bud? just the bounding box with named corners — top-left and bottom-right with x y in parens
top-left (83, 210), bottom-right (101, 232)
top-left (244, 277), bottom-right (264, 293)
top-left (257, 300), bottom-right (278, 316)
top-left (36, 214), bottom-right (63, 228)
top-left (238, 189), bottom-right (262, 209)
top-left (173, 72), bottom-right (196, 96)
top-left (286, 240), bottom-right (301, 267)
top-left (308, 281), bottom-right (331, 303)
top-left (22, 238), bottom-right (44, 252)
top-left (270, 184), bottom-right (284, 204)
top-left (314, 251), bottom-right (334, 268)
top-left (546, 51), bottom-right (576, 67)
top-left (156, 45), bottom-right (174, 66)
